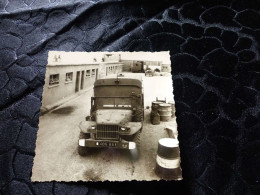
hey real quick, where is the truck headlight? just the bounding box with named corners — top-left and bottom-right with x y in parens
top-left (91, 126), bottom-right (96, 130)
top-left (121, 127), bottom-right (130, 131)
top-left (121, 127), bottom-right (126, 131)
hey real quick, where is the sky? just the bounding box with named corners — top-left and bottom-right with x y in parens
top-left (120, 51), bottom-right (171, 64)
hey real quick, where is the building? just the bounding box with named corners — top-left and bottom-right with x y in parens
top-left (143, 61), bottom-right (162, 72)
top-left (161, 64), bottom-right (171, 73)
top-left (41, 52), bottom-right (123, 111)
top-left (121, 60), bottom-right (133, 72)
top-left (121, 60), bottom-right (163, 72)
top-left (120, 52), bottom-right (171, 73)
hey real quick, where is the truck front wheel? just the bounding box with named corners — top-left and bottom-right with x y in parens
top-left (132, 131), bottom-right (141, 150)
top-left (131, 131), bottom-right (141, 160)
top-left (134, 107), bottom-right (144, 122)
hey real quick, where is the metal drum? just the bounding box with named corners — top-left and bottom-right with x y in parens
top-left (168, 101), bottom-right (175, 117)
top-left (151, 111), bottom-right (160, 125)
top-left (151, 101), bottom-right (162, 124)
top-left (158, 103), bottom-right (172, 121)
top-left (152, 101), bottom-right (162, 112)
top-left (155, 138), bottom-right (182, 180)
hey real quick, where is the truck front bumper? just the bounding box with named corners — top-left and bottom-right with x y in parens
top-left (79, 139), bottom-right (136, 150)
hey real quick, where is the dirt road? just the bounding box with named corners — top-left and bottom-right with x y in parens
top-left (32, 73), bottom-right (179, 181)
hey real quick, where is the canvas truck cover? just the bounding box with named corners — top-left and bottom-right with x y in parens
top-left (94, 76), bottom-right (143, 97)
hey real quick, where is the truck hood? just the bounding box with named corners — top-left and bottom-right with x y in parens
top-left (96, 109), bottom-right (132, 125)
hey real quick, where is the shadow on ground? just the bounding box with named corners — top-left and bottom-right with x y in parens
top-left (51, 106), bottom-right (76, 115)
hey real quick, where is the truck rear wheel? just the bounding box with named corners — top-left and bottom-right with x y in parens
top-left (78, 132), bottom-right (90, 156)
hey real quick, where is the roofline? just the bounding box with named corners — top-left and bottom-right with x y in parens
top-left (47, 62), bottom-right (124, 66)
top-left (94, 78), bottom-right (142, 88)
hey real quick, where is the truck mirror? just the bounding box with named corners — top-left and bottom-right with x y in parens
top-left (146, 106), bottom-right (150, 109)
top-left (85, 116), bottom-right (91, 121)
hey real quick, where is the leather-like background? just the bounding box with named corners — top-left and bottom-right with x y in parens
top-left (0, 0), bottom-right (259, 194)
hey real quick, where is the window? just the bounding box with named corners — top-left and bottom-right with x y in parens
top-left (49, 74), bottom-right (59, 86)
top-left (91, 69), bottom-right (95, 76)
top-left (86, 70), bottom-right (90, 77)
top-left (65, 72), bottom-right (73, 82)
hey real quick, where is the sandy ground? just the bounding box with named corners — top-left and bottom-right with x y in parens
top-left (32, 73), bottom-right (179, 181)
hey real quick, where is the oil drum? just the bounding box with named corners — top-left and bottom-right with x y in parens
top-left (151, 101), bottom-right (162, 112)
top-left (168, 101), bottom-right (175, 117)
top-left (155, 138), bottom-right (182, 180)
top-left (151, 101), bottom-right (162, 124)
top-left (151, 110), bottom-right (160, 125)
top-left (158, 103), bottom-right (172, 121)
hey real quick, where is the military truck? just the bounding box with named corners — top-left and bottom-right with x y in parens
top-left (78, 74), bottom-right (144, 155)
top-left (132, 61), bottom-right (144, 73)
top-left (145, 68), bottom-right (153, 77)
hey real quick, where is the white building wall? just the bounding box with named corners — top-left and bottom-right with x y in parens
top-left (42, 63), bottom-right (123, 108)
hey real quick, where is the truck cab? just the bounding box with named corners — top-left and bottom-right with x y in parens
top-left (78, 74), bottom-right (144, 155)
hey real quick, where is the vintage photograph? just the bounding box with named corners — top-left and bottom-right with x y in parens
top-left (31, 51), bottom-right (182, 181)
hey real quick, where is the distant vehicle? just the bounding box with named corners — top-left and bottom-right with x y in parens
top-left (145, 69), bottom-right (153, 77)
top-left (78, 74), bottom-right (144, 155)
top-left (145, 65), bottom-right (161, 73)
top-left (132, 61), bottom-right (144, 73)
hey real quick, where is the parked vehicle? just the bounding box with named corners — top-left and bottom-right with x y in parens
top-left (145, 68), bottom-right (153, 77)
top-left (78, 74), bottom-right (144, 155)
top-left (132, 61), bottom-right (144, 73)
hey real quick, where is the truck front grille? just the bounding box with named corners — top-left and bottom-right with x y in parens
top-left (96, 124), bottom-right (119, 140)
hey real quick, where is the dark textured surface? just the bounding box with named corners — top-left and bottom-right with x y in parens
top-left (0, 0), bottom-right (259, 194)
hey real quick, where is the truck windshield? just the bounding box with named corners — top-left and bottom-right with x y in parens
top-left (92, 96), bottom-right (139, 109)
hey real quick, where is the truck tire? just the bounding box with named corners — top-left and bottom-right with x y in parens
top-left (133, 131), bottom-right (141, 150)
top-left (132, 131), bottom-right (141, 160)
top-left (134, 107), bottom-right (144, 122)
top-left (78, 132), bottom-right (90, 156)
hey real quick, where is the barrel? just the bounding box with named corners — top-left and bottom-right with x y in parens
top-left (168, 101), bottom-right (175, 118)
top-left (151, 101), bottom-right (162, 124)
top-left (152, 101), bottom-right (162, 112)
top-left (155, 138), bottom-right (182, 180)
top-left (151, 110), bottom-right (160, 125)
top-left (158, 103), bottom-right (172, 121)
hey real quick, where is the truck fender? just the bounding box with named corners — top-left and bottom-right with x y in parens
top-left (125, 122), bottom-right (142, 135)
top-left (79, 121), bottom-right (96, 134)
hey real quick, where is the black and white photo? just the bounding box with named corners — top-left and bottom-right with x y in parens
top-left (32, 51), bottom-right (182, 181)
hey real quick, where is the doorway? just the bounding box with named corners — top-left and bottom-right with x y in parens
top-left (95, 69), bottom-right (98, 80)
top-left (75, 71), bottom-right (80, 92)
top-left (81, 70), bottom-right (84, 90)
